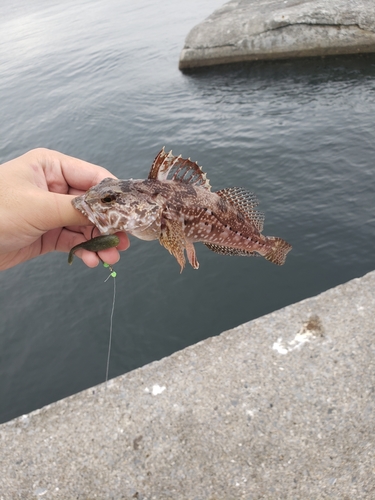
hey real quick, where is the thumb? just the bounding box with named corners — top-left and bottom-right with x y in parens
top-left (37, 192), bottom-right (92, 231)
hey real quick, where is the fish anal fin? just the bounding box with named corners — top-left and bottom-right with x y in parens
top-left (159, 220), bottom-right (186, 272)
top-left (264, 237), bottom-right (292, 265)
top-left (216, 187), bottom-right (264, 231)
top-left (204, 242), bottom-right (259, 258)
top-left (148, 148), bottom-right (211, 191)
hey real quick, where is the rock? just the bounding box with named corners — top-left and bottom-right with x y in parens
top-left (179, 0), bottom-right (375, 69)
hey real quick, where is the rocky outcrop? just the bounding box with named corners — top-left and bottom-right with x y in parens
top-left (179, 0), bottom-right (375, 69)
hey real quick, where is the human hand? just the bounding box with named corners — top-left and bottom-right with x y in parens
top-left (0, 148), bottom-right (129, 271)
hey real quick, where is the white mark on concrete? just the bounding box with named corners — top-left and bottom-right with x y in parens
top-left (356, 304), bottom-right (365, 315)
top-left (273, 318), bottom-right (321, 355)
top-left (152, 384), bottom-right (166, 395)
top-left (273, 338), bottom-right (289, 355)
top-left (34, 488), bottom-right (48, 497)
top-left (145, 384), bottom-right (166, 396)
top-left (273, 332), bottom-right (312, 354)
top-left (20, 414), bottom-right (30, 426)
top-left (288, 331), bottom-right (313, 350)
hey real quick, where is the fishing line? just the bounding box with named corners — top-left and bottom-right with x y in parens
top-left (103, 262), bottom-right (117, 383)
top-left (68, 232), bottom-right (120, 384)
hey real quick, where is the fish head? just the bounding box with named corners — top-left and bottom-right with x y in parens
top-left (72, 178), bottom-right (162, 240)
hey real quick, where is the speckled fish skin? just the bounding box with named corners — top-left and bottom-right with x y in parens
top-left (71, 148), bottom-right (292, 272)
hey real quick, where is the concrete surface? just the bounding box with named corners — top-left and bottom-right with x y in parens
top-left (179, 0), bottom-right (375, 69)
top-left (1, 270), bottom-right (375, 499)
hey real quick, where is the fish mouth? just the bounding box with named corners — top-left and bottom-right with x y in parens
top-left (72, 196), bottom-right (111, 234)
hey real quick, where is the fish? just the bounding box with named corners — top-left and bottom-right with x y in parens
top-left (71, 148), bottom-right (292, 271)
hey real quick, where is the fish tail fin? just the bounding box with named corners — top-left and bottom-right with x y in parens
top-left (264, 237), bottom-right (292, 265)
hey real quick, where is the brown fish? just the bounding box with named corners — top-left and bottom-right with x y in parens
top-left (71, 148), bottom-right (292, 271)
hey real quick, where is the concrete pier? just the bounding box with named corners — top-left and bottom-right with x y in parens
top-left (1, 271), bottom-right (375, 498)
top-left (179, 0), bottom-right (375, 69)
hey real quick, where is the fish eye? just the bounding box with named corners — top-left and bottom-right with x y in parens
top-left (101, 193), bottom-right (116, 203)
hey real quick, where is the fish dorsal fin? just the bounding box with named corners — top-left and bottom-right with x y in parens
top-left (148, 147), bottom-right (211, 191)
top-left (216, 187), bottom-right (265, 231)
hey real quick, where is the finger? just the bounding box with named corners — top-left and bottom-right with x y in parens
top-left (97, 247), bottom-right (121, 265)
top-left (39, 192), bottom-right (94, 230)
top-left (73, 248), bottom-right (101, 268)
top-left (72, 246), bottom-right (121, 268)
top-left (27, 148), bottom-right (117, 193)
top-left (59, 155), bottom-right (117, 191)
top-left (115, 232), bottom-right (130, 251)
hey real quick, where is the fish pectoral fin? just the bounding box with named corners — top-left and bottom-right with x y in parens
top-left (159, 220), bottom-right (186, 273)
top-left (204, 242), bottom-right (259, 258)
